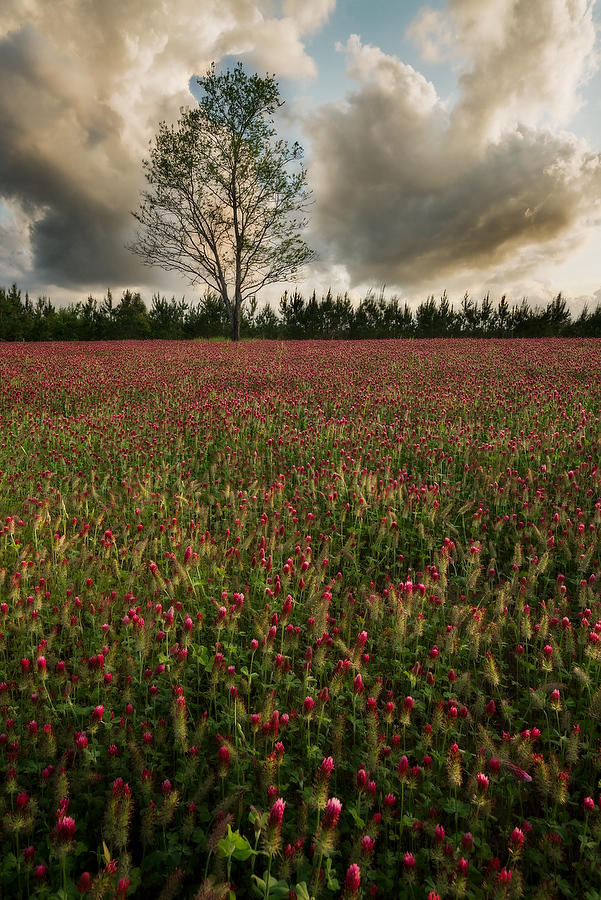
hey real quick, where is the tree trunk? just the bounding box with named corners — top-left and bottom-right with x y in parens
top-left (231, 300), bottom-right (241, 342)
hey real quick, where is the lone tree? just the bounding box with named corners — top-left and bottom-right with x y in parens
top-left (129, 63), bottom-right (314, 341)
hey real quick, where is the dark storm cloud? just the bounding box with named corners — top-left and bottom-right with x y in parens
top-left (0, 23), bottom-right (146, 287)
top-left (0, 0), bottom-right (329, 292)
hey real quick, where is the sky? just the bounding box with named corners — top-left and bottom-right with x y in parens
top-left (1, 0), bottom-right (601, 312)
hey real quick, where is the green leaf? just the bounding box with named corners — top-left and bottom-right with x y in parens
top-left (295, 883), bottom-right (311, 900)
top-left (249, 809), bottom-right (268, 832)
top-left (194, 645), bottom-right (210, 666)
top-left (441, 797), bottom-right (471, 817)
top-left (217, 834), bottom-right (236, 859)
top-left (251, 874), bottom-right (290, 899)
top-left (348, 806), bottom-right (365, 829)
top-left (3, 853), bottom-right (17, 871)
top-left (231, 828), bottom-right (249, 849)
top-left (217, 825), bottom-right (255, 861)
top-left (233, 841), bottom-right (255, 861)
top-left (263, 872), bottom-right (291, 898)
top-left (325, 858), bottom-right (340, 891)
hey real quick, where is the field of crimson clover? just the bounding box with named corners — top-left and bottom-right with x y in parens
top-left (1, 339), bottom-right (601, 899)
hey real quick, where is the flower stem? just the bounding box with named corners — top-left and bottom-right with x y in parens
top-left (263, 853), bottom-right (273, 900)
top-left (311, 851), bottom-right (324, 900)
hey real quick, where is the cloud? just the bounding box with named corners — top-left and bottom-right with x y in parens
top-left (405, 7), bottom-right (455, 63)
top-left (283, 0), bottom-right (336, 34)
top-left (229, 0), bottom-right (336, 74)
top-left (308, 2), bottom-right (601, 295)
top-left (0, 0), bottom-right (329, 293)
top-left (212, 15), bottom-right (318, 79)
top-left (0, 199), bottom-right (36, 282)
top-left (408, 0), bottom-right (598, 134)
top-left (2, 0), bottom-right (600, 303)
top-left (448, 0), bottom-right (599, 139)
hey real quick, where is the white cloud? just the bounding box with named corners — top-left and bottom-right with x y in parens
top-left (406, 0), bottom-right (599, 141)
top-left (306, 2), bottom-right (601, 298)
top-left (213, 13), bottom-right (318, 79)
top-left (283, 0), bottom-right (336, 34)
top-left (343, 33), bottom-right (440, 109)
top-left (406, 6), bottom-right (456, 62)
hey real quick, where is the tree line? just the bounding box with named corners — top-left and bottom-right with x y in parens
top-left (1, 284), bottom-right (600, 341)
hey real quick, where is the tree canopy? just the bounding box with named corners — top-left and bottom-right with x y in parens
top-left (129, 63), bottom-right (315, 340)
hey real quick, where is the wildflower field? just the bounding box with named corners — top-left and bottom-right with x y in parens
top-left (2, 338), bottom-right (601, 900)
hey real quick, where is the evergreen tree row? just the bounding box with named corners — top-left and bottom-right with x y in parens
top-left (1, 284), bottom-right (599, 342)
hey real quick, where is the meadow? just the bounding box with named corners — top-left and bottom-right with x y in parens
top-left (1, 338), bottom-right (600, 899)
